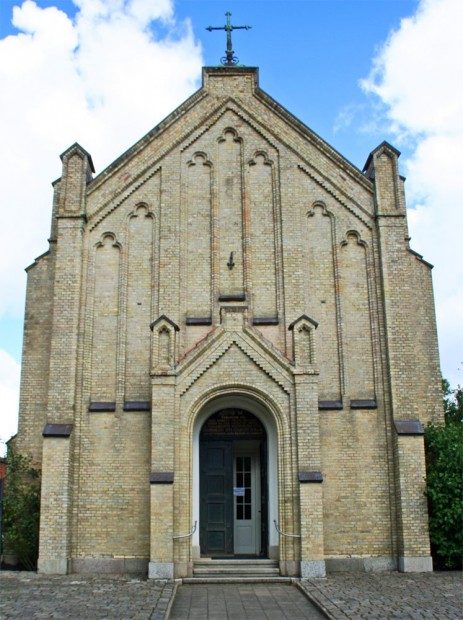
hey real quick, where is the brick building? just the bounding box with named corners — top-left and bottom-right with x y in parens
top-left (14, 66), bottom-right (442, 578)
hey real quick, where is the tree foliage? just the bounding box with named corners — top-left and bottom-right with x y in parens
top-left (424, 379), bottom-right (463, 570)
top-left (2, 450), bottom-right (41, 570)
top-left (442, 378), bottom-right (463, 424)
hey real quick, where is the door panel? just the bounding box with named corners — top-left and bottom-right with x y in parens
top-left (260, 440), bottom-right (268, 556)
top-left (200, 440), bottom-right (233, 556)
top-left (233, 450), bottom-right (260, 555)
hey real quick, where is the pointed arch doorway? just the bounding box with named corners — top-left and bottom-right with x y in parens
top-left (199, 409), bottom-right (268, 558)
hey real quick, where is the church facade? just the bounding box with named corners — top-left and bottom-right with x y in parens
top-left (15, 67), bottom-right (443, 578)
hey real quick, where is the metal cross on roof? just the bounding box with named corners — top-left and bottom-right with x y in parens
top-left (206, 11), bottom-right (252, 66)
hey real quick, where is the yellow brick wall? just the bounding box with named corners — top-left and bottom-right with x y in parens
top-left (16, 252), bottom-right (54, 465)
top-left (74, 412), bottom-right (150, 559)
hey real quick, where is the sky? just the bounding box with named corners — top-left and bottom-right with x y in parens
top-left (0, 0), bottom-right (462, 453)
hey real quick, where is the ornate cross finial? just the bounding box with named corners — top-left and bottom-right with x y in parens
top-left (206, 11), bottom-right (251, 66)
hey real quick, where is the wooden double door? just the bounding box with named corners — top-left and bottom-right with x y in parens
top-left (200, 438), bottom-right (267, 557)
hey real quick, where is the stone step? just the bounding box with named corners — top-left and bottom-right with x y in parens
top-left (194, 567), bottom-right (280, 575)
top-left (194, 559), bottom-right (278, 566)
top-left (192, 559), bottom-right (281, 580)
top-left (183, 577), bottom-right (294, 584)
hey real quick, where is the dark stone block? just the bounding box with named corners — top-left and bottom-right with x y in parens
top-left (123, 401), bottom-right (150, 411)
top-left (252, 316), bottom-right (279, 325)
top-left (185, 317), bottom-right (212, 326)
top-left (218, 293), bottom-right (246, 302)
top-left (42, 423), bottom-right (73, 438)
top-left (299, 471), bottom-right (323, 483)
top-left (150, 471), bottom-right (174, 484)
top-left (350, 399), bottom-right (377, 409)
top-left (89, 402), bottom-right (116, 412)
top-left (288, 314), bottom-right (319, 330)
top-left (69, 557), bottom-right (149, 575)
top-left (150, 315), bottom-right (180, 331)
top-left (123, 558), bottom-right (149, 574)
top-left (318, 400), bottom-right (343, 410)
top-left (394, 419), bottom-right (424, 435)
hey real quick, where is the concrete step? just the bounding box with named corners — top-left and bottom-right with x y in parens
top-left (183, 577), bottom-right (293, 584)
top-left (194, 559), bottom-right (278, 566)
top-left (194, 567), bottom-right (280, 575)
top-left (192, 559), bottom-right (281, 581)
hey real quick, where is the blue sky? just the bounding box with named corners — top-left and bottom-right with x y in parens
top-left (0, 0), bottom-right (420, 180)
top-left (175, 0), bottom-right (416, 156)
top-left (0, 0), bottom-right (461, 450)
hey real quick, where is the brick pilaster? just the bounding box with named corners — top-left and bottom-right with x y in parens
top-left (40, 144), bottom-right (93, 574)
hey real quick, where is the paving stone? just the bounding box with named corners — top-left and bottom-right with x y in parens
top-left (169, 584), bottom-right (326, 619)
top-left (0, 572), bottom-right (171, 620)
top-left (299, 572), bottom-right (463, 620)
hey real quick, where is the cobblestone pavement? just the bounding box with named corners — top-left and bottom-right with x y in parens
top-left (0, 572), bottom-right (174, 619)
top-left (169, 583), bottom-right (326, 619)
top-left (299, 572), bottom-right (463, 619)
top-left (1, 572), bottom-right (461, 619)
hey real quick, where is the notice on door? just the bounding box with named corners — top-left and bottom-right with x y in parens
top-left (233, 487), bottom-right (245, 496)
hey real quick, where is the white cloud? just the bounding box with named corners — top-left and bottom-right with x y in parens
top-left (0, 0), bottom-right (203, 319)
top-left (0, 0), bottom-right (202, 446)
top-left (0, 350), bottom-right (21, 456)
top-left (362, 0), bottom-right (463, 388)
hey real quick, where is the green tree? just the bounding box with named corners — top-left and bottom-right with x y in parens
top-left (442, 378), bottom-right (463, 424)
top-left (424, 379), bottom-right (463, 569)
top-left (2, 450), bottom-right (41, 570)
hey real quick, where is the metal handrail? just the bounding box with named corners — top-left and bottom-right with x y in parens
top-left (173, 520), bottom-right (197, 540)
top-left (273, 519), bottom-right (301, 538)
